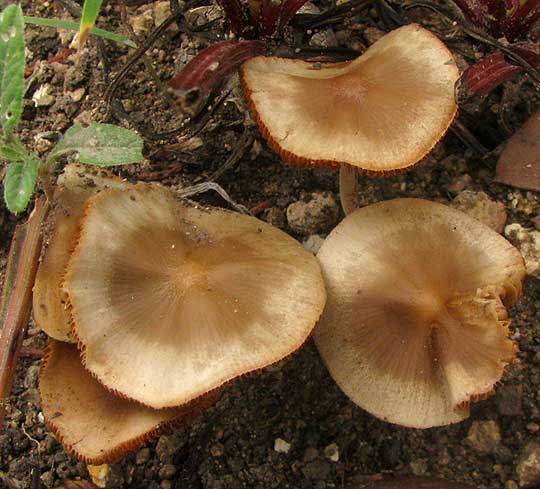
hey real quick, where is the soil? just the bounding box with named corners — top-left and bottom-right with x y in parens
top-left (1, 1), bottom-right (540, 488)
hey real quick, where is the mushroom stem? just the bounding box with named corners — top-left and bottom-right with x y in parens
top-left (339, 163), bottom-right (359, 215)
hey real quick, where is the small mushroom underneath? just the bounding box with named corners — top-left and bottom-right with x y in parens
top-left (64, 184), bottom-right (326, 409)
top-left (32, 164), bottom-right (127, 342)
top-left (39, 340), bottom-right (215, 464)
top-left (315, 198), bottom-right (525, 428)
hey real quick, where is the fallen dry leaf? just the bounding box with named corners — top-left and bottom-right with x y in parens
top-left (496, 110), bottom-right (540, 192)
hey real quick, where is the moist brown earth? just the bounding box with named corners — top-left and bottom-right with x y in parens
top-left (1, 1), bottom-right (540, 488)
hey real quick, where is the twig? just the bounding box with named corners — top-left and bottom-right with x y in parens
top-left (0, 198), bottom-right (48, 428)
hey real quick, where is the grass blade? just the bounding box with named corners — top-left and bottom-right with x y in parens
top-left (79, 0), bottom-right (104, 51)
top-left (24, 16), bottom-right (137, 49)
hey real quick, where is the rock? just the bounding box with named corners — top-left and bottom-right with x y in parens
top-left (23, 365), bottom-right (39, 389)
top-left (466, 420), bottom-right (501, 454)
top-left (184, 5), bottom-right (222, 26)
top-left (32, 84), bottom-right (54, 107)
top-left (303, 234), bottom-right (325, 254)
top-left (129, 7), bottom-right (153, 36)
top-left (495, 384), bottom-right (523, 416)
top-left (309, 28), bottom-right (338, 48)
top-left (504, 223), bottom-right (540, 277)
top-left (274, 438), bottom-right (291, 454)
top-left (287, 192), bottom-right (339, 235)
top-left (87, 464), bottom-right (111, 488)
top-left (447, 174), bottom-right (472, 194)
top-left (158, 464), bottom-right (177, 480)
top-left (324, 443), bottom-right (339, 462)
top-left (363, 26), bottom-right (385, 44)
top-left (451, 190), bottom-right (507, 233)
top-left (517, 442), bottom-right (540, 487)
top-left (262, 207), bottom-right (286, 229)
top-left (302, 459), bottom-right (331, 480)
top-left (532, 215), bottom-right (540, 231)
top-left (155, 434), bottom-right (183, 462)
top-left (410, 458), bottom-right (428, 475)
top-left (297, 2), bottom-right (321, 14)
top-left (136, 447), bottom-right (151, 465)
top-left (68, 87), bottom-right (86, 103)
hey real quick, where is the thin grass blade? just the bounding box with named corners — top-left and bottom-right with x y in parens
top-left (78, 0), bottom-right (103, 51)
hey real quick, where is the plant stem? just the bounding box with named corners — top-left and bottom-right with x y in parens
top-left (0, 197), bottom-right (48, 428)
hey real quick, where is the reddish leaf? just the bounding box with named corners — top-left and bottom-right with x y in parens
top-left (452, 0), bottom-right (491, 31)
top-left (216, 0), bottom-right (251, 37)
top-left (169, 40), bottom-right (265, 97)
top-left (496, 110), bottom-right (540, 192)
top-left (462, 51), bottom-right (522, 95)
top-left (503, 0), bottom-right (540, 40)
top-left (258, 0), bottom-right (282, 36)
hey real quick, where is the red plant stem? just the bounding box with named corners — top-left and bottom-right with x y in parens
top-left (462, 51), bottom-right (522, 95)
top-left (0, 198), bottom-right (48, 428)
top-left (216, 0), bottom-right (250, 37)
top-left (258, 0), bottom-right (282, 36)
top-left (169, 40), bottom-right (265, 95)
top-left (452, 0), bottom-right (491, 31)
top-left (504, 0), bottom-right (540, 41)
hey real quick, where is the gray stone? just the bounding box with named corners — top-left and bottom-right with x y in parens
top-left (23, 365), bottom-right (39, 389)
top-left (504, 223), bottom-right (540, 277)
top-left (517, 442), bottom-right (540, 487)
top-left (158, 464), bottom-right (177, 480)
top-left (466, 420), bottom-right (501, 454)
top-left (287, 192), bottom-right (339, 235)
top-left (156, 434), bottom-right (183, 462)
top-left (136, 447), bottom-right (151, 465)
top-left (451, 190), bottom-right (507, 233)
top-left (309, 28), bottom-right (338, 48)
top-left (303, 234), bottom-right (325, 255)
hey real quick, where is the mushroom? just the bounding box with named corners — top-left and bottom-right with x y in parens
top-left (63, 183), bottom-right (326, 409)
top-left (240, 24), bottom-right (459, 214)
top-left (33, 164), bottom-right (127, 342)
top-left (39, 340), bottom-right (216, 464)
top-left (314, 198), bottom-right (525, 428)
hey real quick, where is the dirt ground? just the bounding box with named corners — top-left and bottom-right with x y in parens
top-left (1, 0), bottom-right (540, 488)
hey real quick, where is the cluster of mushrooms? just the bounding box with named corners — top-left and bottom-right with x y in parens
top-left (34, 24), bottom-right (527, 466)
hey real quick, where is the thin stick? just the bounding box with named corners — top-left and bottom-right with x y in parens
top-left (0, 198), bottom-right (48, 428)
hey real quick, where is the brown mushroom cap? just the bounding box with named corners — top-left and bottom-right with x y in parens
top-left (241, 24), bottom-right (459, 171)
top-left (64, 184), bottom-right (326, 409)
top-left (314, 198), bottom-right (525, 428)
top-left (33, 164), bottom-right (127, 342)
top-left (39, 340), bottom-right (214, 464)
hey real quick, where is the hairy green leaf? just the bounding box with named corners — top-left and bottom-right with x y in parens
top-left (0, 134), bottom-right (28, 162)
top-left (49, 123), bottom-right (144, 166)
top-left (0, 5), bottom-right (25, 134)
top-left (4, 158), bottom-right (39, 213)
top-left (24, 16), bottom-right (137, 48)
top-left (79, 0), bottom-right (104, 50)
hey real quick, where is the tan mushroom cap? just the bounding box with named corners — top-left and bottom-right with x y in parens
top-left (241, 24), bottom-right (459, 171)
top-left (33, 164), bottom-right (127, 342)
top-left (64, 184), bottom-right (326, 409)
top-left (314, 198), bottom-right (525, 428)
top-left (39, 340), bottom-right (213, 464)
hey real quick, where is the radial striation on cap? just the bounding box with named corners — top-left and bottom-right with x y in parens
top-left (241, 24), bottom-right (459, 171)
top-left (64, 184), bottom-right (326, 409)
top-left (314, 198), bottom-right (525, 428)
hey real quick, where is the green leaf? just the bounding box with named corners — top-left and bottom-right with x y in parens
top-left (49, 123), bottom-right (144, 166)
top-left (24, 16), bottom-right (137, 49)
top-left (0, 5), bottom-right (25, 134)
top-left (79, 0), bottom-right (104, 50)
top-left (4, 158), bottom-right (39, 213)
top-left (0, 134), bottom-right (28, 162)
